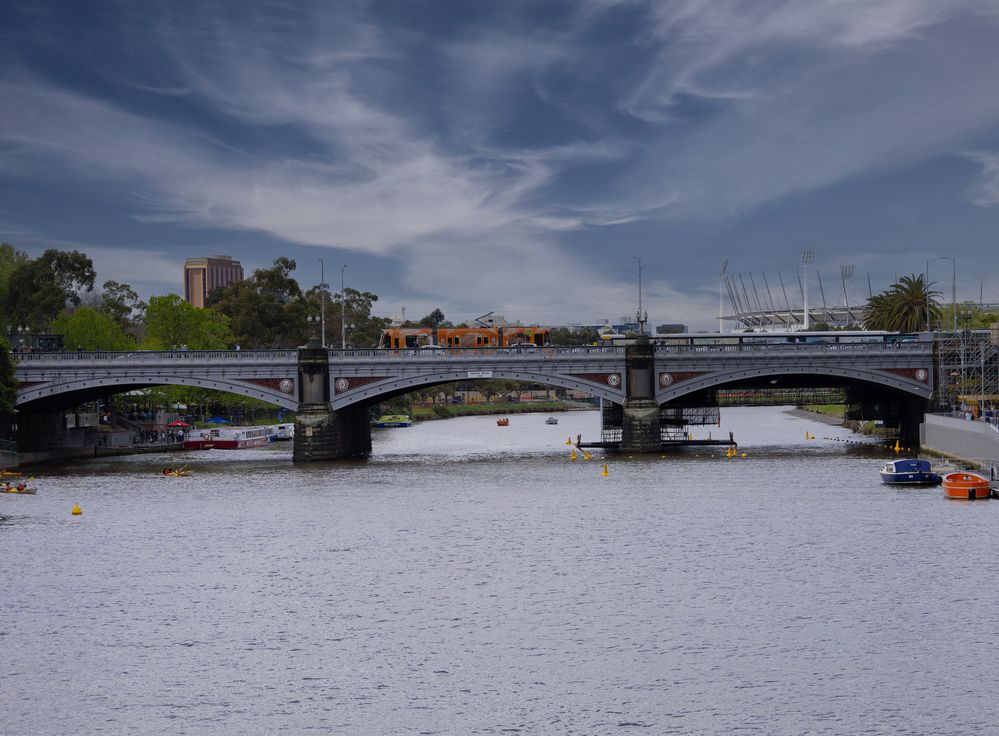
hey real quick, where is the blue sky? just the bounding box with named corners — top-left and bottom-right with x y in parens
top-left (3, 0), bottom-right (999, 329)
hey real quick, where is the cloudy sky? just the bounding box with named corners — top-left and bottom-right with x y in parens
top-left (2, 0), bottom-right (999, 329)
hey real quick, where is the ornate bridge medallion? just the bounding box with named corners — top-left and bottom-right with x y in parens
top-left (880, 368), bottom-right (929, 383)
top-left (334, 376), bottom-right (386, 393)
top-left (243, 378), bottom-right (296, 394)
top-left (659, 371), bottom-right (707, 387)
top-left (570, 373), bottom-right (622, 388)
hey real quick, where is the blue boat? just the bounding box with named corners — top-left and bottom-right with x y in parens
top-left (373, 414), bottom-right (412, 428)
top-left (879, 458), bottom-right (942, 486)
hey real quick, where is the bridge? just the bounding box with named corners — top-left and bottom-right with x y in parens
top-left (12, 337), bottom-right (937, 459)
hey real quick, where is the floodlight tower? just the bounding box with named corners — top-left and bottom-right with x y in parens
top-left (839, 264), bottom-right (855, 325)
top-left (718, 259), bottom-right (728, 333)
top-left (801, 248), bottom-right (815, 330)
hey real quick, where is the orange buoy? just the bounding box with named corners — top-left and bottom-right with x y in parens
top-left (942, 472), bottom-right (991, 500)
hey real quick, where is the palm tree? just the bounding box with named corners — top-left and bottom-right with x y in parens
top-left (863, 274), bottom-right (941, 332)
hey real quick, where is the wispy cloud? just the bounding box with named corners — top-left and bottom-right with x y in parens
top-left (965, 151), bottom-right (999, 207)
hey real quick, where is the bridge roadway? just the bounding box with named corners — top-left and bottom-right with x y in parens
top-left (14, 340), bottom-right (935, 412)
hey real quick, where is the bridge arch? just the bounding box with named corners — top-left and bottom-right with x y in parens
top-left (655, 364), bottom-right (932, 405)
top-left (16, 375), bottom-right (298, 412)
top-left (332, 369), bottom-right (625, 410)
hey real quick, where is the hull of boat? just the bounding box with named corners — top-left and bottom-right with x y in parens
top-left (942, 472), bottom-right (991, 499)
top-left (880, 471), bottom-right (942, 485)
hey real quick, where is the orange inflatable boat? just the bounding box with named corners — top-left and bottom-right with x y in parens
top-left (942, 472), bottom-right (991, 500)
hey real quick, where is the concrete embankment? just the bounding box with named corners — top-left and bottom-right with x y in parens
top-left (921, 414), bottom-right (999, 474)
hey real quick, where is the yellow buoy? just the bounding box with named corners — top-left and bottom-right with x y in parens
top-left (565, 437), bottom-right (572, 445)
top-left (893, 440), bottom-right (901, 453)
top-left (570, 449), bottom-right (578, 461)
top-left (601, 463), bottom-right (608, 477)
top-left (582, 451), bottom-right (592, 461)
top-left (741, 452), bottom-right (747, 458)
top-left (71, 504), bottom-right (82, 516)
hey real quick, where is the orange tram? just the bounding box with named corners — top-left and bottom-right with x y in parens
top-left (379, 326), bottom-right (551, 350)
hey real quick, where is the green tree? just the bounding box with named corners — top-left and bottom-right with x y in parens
top-left (863, 274), bottom-right (941, 332)
top-left (549, 326), bottom-right (600, 345)
top-left (52, 306), bottom-right (137, 352)
top-left (5, 249), bottom-right (96, 330)
top-left (99, 280), bottom-right (146, 331)
top-left (0, 244), bottom-right (30, 330)
top-left (142, 294), bottom-right (234, 350)
top-left (418, 308), bottom-right (447, 328)
top-left (209, 258), bottom-right (307, 347)
top-left (0, 335), bottom-right (16, 415)
top-left (334, 287), bottom-right (392, 348)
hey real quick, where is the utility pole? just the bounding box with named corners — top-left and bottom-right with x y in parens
top-left (633, 256), bottom-right (646, 334)
top-left (718, 259), bottom-right (728, 333)
top-left (340, 264), bottom-right (348, 349)
top-left (318, 258), bottom-right (326, 347)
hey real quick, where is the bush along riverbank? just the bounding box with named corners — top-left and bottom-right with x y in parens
top-left (795, 404), bottom-right (896, 438)
top-left (410, 401), bottom-right (570, 421)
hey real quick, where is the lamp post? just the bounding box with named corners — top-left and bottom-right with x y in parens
top-left (718, 259), bottom-right (728, 334)
top-left (340, 264), bottom-right (348, 350)
top-left (318, 258), bottom-right (326, 347)
top-left (632, 256), bottom-right (645, 334)
top-left (926, 256), bottom-right (957, 331)
top-left (801, 249), bottom-right (815, 330)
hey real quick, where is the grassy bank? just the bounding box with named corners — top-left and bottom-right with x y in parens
top-left (799, 404), bottom-right (846, 418)
top-left (410, 401), bottom-right (568, 421)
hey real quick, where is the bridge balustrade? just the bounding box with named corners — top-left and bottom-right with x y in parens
top-left (652, 341), bottom-right (931, 355)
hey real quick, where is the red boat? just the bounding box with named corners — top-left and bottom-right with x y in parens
top-left (496, 418), bottom-right (510, 426)
top-left (183, 426), bottom-right (271, 450)
top-left (942, 472), bottom-right (991, 500)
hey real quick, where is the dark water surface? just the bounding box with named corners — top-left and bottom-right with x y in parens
top-left (2, 408), bottom-right (998, 735)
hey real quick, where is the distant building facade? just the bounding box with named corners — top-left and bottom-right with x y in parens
top-left (183, 255), bottom-right (243, 308)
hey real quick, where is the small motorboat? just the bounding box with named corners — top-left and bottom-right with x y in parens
top-left (545, 417), bottom-right (559, 425)
top-left (373, 414), bottom-right (413, 428)
top-left (1, 486), bottom-right (36, 495)
top-left (879, 459), bottom-right (942, 486)
top-left (942, 472), bottom-right (991, 500)
top-left (496, 418), bottom-right (510, 426)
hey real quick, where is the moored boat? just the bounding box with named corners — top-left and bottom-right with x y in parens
top-left (268, 423), bottom-right (295, 441)
top-left (373, 415), bottom-right (412, 428)
top-left (496, 418), bottom-right (510, 426)
top-left (0, 470), bottom-right (22, 477)
top-left (879, 459), bottom-right (942, 486)
top-left (942, 472), bottom-right (991, 500)
top-left (183, 425), bottom-right (271, 450)
top-left (545, 417), bottom-right (559, 425)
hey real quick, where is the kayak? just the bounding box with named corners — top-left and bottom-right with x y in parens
top-left (1, 487), bottom-right (36, 495)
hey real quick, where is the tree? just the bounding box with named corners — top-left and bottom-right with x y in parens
top-left (52, 307), bottom-right (137, 352)
top-left (142, 294), bottom-right (234, 350)
top-left (0, 335), bottom-right (16, 415)
top-left (5, 249), bottom-right (96, 330)
top-left (0, 243), bottom-right (30, 330)
top-left (334, 287), bottom-right (392, 348)
top-left (99, 280), bottom-right (146, 331)
top-left (418, 308), bottom-right (447, 328)
top-left (863, 274), bottom-right (940, 332)
top-left (209, 258), bottom-right (307, 347)
top-left (549, 326), bottom-right (600, 345)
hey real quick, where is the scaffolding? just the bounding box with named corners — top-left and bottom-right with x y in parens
top-left (932, 329), bottom-right (999, 413)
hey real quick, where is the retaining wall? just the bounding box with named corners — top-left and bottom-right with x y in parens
top-left (921, 414), bottom-right (999, 469)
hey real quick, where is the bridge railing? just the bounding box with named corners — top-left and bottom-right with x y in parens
top-left (326, 346), bottom-right (625, 359)
top-left (13, 349), bottom-right (298, 363)
top-left (652, 341), bottom-right (932, 355)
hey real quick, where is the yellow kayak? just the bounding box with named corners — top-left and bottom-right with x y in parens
top-left (1, 487), bottom-right (36, 495)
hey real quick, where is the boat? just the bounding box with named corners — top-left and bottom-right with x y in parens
top-left (0, 470), bottom-right (22, 477)
top-left (160, 467), bottom-right (191, 477)
top-left (1, 486), bottom-right (36, 494)
top-left (496, 418), bottom-right (510, 426)
top-left (942, 471), bottom-right (991, 500)
top-left (545, 417), bottom-right (559, 425)
top-left (373, 415), bottom-right (413, 428)
top-left (879, 459), bottom-right (942, 486)
top-left (268, 423), bottom-right (295, 441)
top-left (182, 425), bottom-right (272, 450)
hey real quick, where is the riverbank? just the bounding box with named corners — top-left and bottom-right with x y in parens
top-left (787, 405), bottom-right (846, 426)
top-left (410, 401), bottom-right (577, 421)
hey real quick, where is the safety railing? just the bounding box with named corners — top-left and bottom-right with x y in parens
top-left (652, 341), bottom-right (931, 355)
top-left (14, 349), bottom-right (298, 363)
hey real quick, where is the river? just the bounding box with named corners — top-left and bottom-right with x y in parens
top-left (2, 407), bottom-right (998, 735)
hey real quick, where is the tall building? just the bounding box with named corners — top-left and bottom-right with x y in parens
top-left (183, 255), bottom-right (244, 308)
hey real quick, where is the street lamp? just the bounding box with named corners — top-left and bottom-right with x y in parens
top-left (340, 264), bottom-right (348, 350)
top-left (926, 256), bottom-right (957, 331)
top-left (801, 249), bottom-right (815, 330)
top-left (632, 256), bottom-right (645, 334)
top-left (318, 258), bottom-right (327, 347)
top-left (718, 259), bottom-right (728, 334)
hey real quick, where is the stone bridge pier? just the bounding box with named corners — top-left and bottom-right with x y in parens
top-left (293, 344), bottom-right (371, 461)
top-left (621, 338), bottom-right (662, 453)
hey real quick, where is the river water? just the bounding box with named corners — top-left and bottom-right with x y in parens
top-left (2, 407), bottom-right (998, 735)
